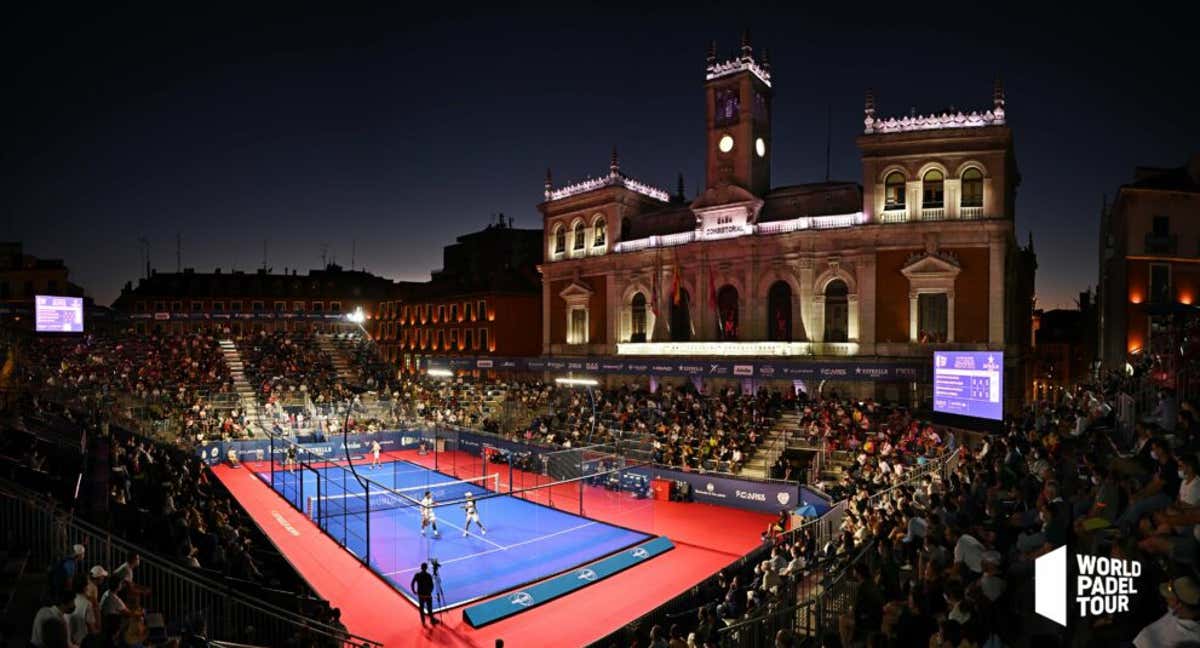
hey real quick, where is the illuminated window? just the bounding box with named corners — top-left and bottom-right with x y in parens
top-left (573, 222), bottom-right (586, 250)
top-left (479, 328), bottom-right (489, 352)
top-left (823, 280), bottom-right (848, 342)
top-left (1150, 264), bottom-right (1171, 304)
top-left (917, 293), bottom-right (948, 343)
top-left (450, 304), bottom-right (458, 322)
top-left (274, 301), bottom-right (286, 313)
top-left (593, 217), bottom-right (606, 247)
top-left (961, 168), bottom-right (983, 208)
top-left (466, 328), bottom-right (475, 350)
top-left (293, 301), bottom-right (305, 312)
top-left (312, 302), bottom-right (324, 313)
top-left (885, 171), bottom-right (906, 209)
top-left (631, 292), bottom-right (647, 342)
top-left (922, 170), bottom-right (944, 208)
top-left (329, 302), bottom-right (341, 313)
top-left (568, 307), bottom-right (589, 344)
top-left (478, 300), bottom-right (486, 319)
top-left (466, 302), bottom-right (475, 321)
top-left (554, 225), bottom-right (566, 254)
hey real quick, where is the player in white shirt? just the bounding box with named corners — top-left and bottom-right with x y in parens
top-left (461, 492), bottom-right (487, 536)
top-left (370, 440), bottom-right (382, 469)
top-left (420, 491), bottom-right (440, 537)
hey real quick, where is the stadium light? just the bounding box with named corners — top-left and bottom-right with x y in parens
top-left (555, 377), bottom-right (598, 386)
top-left (346, 306), bottom-right (366, 324)
top-left (427, 368), bottom-right (453, 377)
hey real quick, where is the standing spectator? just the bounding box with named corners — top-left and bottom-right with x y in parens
top-left (49, 545), bottom-right (85, 598)
top-left (31, 589), bottom-right (76, 648)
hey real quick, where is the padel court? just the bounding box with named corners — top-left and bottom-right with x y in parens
top-left (253, 457), bottom-right (655, 610)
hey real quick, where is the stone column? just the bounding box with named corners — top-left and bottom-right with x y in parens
top-left (947, 289), bottom-right (957, 342)
top-left (798, 260), bottom-right (815, 341)
top-left (909, 292), bottom-right (919, 342)
top-left (542, 273), bottom-right (552, 353)
top-left (858, 254), bottom-right (877, 353)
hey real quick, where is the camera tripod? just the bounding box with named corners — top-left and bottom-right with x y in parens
top-left (431, 560), bottom-right (447, 624)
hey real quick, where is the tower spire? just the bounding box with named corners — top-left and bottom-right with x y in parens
top-left (706, 40), bottom-right (717, 68)
top-left (676, 172), bottom-right (685, 200)
top-left (740, 28), bottom-right (753, 60)
top-left (610, 146), bottom-right (619, 175)
top-left (993, 77), bottom-right (1005, 110)
top-left (544, 167), bottom-right (553, 200)
top-left (864, 88), bottom-right (875, 117)
top-left (760, 47), bottom-right (770, 72)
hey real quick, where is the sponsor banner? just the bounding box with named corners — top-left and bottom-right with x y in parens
top-left (635, 466), bottom-right (816, 514)
top-left (195, 430), bottom-right (422, 466)
top-left (417, 356), bottom-right (923, 381)
top-left (463, 536), bottom-right (674, 628)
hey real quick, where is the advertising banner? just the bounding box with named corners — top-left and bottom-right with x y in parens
top-left (635, 466), bottom-right (809, 514)
top-left (419, 356), bottom-right (924, 382)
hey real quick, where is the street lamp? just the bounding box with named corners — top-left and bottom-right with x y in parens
top-left (555, 376), bottom-right (598, 443)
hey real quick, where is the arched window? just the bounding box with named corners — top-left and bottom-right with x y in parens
top-left (961, 168), bottom-right (983, 208)
top-left (884, 171), bottom-right (906, 209)
top-left (922, 170), bottom-right (944, 209)
top-left (593, 217), bottom-right (607, 247)
top-left (554, 225), bottom-right (566, 254)
top-left (768, 281), bottom-right (792, 341)
top-left (631, 292), bottom-right (647, 342)
top-left (573, 221), bottom-right (586, 250)
top-left (670, 289), bottom-right (691, 342)
top-left (717, 285), bottom-right (739, 341)
top-left (824, 280), bottom-right (849, 342)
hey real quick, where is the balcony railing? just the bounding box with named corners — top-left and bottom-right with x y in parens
top-left (879, 207), bottom-right (908, 223)
top-left (1145, 233), bottom-right (1178, 255)
top-left (960, 205), bottom-right (985, 219)
top-left (920, 207), bottom-right (945, 220)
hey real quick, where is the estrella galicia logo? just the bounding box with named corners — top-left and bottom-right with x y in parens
top-left (706, 483), bottom-right (715, 493)
top-left (510, 592), bottom-right (534, 607)
top-left (577, 568), bottom-right (598, 581)
top-left (631, 548), bottom-right (650, 560)
top-left (776, 492), bottom-right (790, 506)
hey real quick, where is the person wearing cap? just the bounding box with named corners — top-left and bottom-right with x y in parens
top-left (49, 545), bottom-right (85, 598)
top-left (1133, 576), bottom-right (1200, 647)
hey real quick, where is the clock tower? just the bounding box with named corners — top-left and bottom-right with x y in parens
top-left (704, 33), bottom-right (773, 197)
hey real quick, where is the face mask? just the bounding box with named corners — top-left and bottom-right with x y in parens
top-left (1180, 470), bottom-right (1187, 479)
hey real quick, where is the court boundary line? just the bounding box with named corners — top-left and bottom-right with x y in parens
top-left (381, 521), bottom-right (599, 577)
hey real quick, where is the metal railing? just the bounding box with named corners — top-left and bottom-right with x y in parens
top-left (0, 479), bottom-right (382, 648)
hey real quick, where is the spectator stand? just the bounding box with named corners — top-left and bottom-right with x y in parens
top-left (0, 477), bottom-right (381, 648)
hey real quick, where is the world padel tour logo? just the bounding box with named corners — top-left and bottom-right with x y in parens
top-left (576, 568), bottom-right (597, 582)
top-left (983, 355), bottom-right (1000, 372)
top-left (631, 548), bottom-right (650, 559)
top-left (510, 592), bottom-right (534, 607)
top-left (1036, 546), bottom-right (1141, 626)
top-left (776, 492), bottom-right (790, 506)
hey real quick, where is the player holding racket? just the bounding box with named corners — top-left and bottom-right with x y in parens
top-left (461, 492), bottom-right (487, 536)
top-left (370, 440), bottom-right (382, 469)
top-left (420, 490), bottom-right (440, 537)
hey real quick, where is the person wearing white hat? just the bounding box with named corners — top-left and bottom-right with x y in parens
top-left (1134, 576), bottom-right (1200, 647)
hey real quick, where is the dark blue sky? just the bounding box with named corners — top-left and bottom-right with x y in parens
top-left (5, 4), bottom-right (1196, 308)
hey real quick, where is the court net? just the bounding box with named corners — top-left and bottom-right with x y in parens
top-left (305, 473), bottom-right (500, 521)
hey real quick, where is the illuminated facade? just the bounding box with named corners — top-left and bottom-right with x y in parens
top-left (373, 219), bottom-right (543, 371)
top-left (1099, 155), bottom-right (1200, 367)
top-left (538, 36), bottom-right (1036, 402)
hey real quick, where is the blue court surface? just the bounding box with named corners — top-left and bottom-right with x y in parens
top-left (259, 458), bottom-right (653, 610)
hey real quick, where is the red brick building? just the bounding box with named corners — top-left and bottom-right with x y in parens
top-left (372, 218), bottom-right (543, 372)
top-left (537, 36), bottom-right (1036, 406)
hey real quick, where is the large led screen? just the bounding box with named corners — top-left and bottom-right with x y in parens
top-left (933, 351), bottom-right (1003, 421)
top-left (35, 295), bottom-right (84, 333)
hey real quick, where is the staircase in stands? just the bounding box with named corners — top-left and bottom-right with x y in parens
top-left (218, 339), bottom-right (262, 431)
top-left (316, 334), bottom-right (358, 385)
top-left (739, 409), bottom-right (799, 479)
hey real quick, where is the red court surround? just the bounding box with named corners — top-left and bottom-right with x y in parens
top-left (214, 449), bottom-right (774, 647)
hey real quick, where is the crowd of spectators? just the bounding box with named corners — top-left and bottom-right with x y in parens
top-left (21, 332), bottom-right (233, 427)
top-left (236, 331), bottom-right (340, 406)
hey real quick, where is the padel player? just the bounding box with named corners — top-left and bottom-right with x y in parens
top-left (371, 440), bottom-right (382, 469)
top-left (462, 492), bottom-right (487, 536)
top-left (420, 490), bottom-right (440, 537)
top-left (410, 563), bottom-right (438, 625)
top-left (284, 445), bottom-right (296, 473)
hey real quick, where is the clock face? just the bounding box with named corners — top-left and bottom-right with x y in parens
top-left (755, 138), bottom-right (766, 158)
top-left (719, 135), bottom-right (734, 153)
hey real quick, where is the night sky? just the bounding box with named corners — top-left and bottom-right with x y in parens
top-left (5, 5), bottom-right (1197, 308)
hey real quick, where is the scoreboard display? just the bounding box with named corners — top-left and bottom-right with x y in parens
top-left (933, 351), bottom-right (1003, 421)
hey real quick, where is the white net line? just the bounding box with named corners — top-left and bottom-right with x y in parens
top-left (305, 473), bottom-right (500, 519)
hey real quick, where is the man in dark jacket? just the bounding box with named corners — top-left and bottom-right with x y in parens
top-left (410, 563), bottom-right (438, 626)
